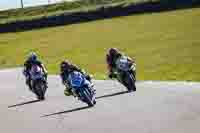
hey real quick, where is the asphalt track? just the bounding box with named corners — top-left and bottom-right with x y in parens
top-left (1, 68), bottom-right (200, 133)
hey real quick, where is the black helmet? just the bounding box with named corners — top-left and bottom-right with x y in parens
top-left (28, 52), bottom-right (37, 62)
top-left (108, 48), bottom-right (120, 57)
top-left (60, 60), bottom-right (71, 72)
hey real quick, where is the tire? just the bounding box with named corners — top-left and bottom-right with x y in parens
top-left (93, 100), bottom-right (96, 105)
top-left (80, 88), bottom-right (94, 107)
top-left (127, 73), bottom-right (136, 92)
top-left (123, 72), bottom-right (136, 92)
top-left (34, 81), bottom-right (46, 100)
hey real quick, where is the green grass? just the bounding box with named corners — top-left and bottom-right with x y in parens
top-left (0, 0), bottom-right (198, 24)
top-left (0, 0), bottom-right (156, 24)
top-left (0, 7), bottom-right (200, 81)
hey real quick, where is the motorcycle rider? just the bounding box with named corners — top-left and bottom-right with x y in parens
top-left (60, 60), bottom-right (94, 96)
top-left (106, 48), bottom-right (136, 80)
top-left (23, 52), bottom-right (48, 90)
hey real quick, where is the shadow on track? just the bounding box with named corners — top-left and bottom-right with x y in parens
top-left (96, 90), bottom-right (129, 100)
top-left (8, 99), bottom-right (41, 108)
top-left (42, 90), bottom-right (130, 117)
top-left (42, 106), bottom-right (91, 117)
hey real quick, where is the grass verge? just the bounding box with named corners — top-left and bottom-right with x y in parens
top-left (0, 0), bottom-right (146, 24)
top-left (0, 7), bottom-right (199, 81)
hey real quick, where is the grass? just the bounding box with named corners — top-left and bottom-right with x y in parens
top-left (0, 0), bottom-right (157, 24)
top-left (0, 7), bottom-right (200, 81)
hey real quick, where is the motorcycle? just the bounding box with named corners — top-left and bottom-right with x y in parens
top-left (67, 71), bottom-right (96, 107)
top-left (114, 56), bottom-right (136, 92)
top-left (29, 65), bottom-right (47, 100)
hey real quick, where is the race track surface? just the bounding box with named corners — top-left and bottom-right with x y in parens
top-left (1, 68), bottom-right (200, 133)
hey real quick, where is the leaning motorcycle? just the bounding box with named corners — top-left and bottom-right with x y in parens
top-left (114, 56), bottom-right (136, 92)
top-left (67, 71), bottom-right (96, 107)
top-left (29, 65), bottom-right (47, 100)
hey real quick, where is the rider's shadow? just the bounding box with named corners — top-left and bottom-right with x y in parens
top-left (42, 90), bottom-right (130, 117)
top-left (8, 99), bottom-right (41, 108)
top-left (41, 106), bottom-right (91, 117)
top-left (96, 90), bottom-right (129, 100)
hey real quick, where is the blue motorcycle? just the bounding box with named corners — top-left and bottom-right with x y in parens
top-left (68, 71), bottom-right (96, 107)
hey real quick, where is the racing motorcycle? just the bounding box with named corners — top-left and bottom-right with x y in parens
top-left (114, 56), bottom-right (136, 92)
top-left (67, 71), bottom-right (96, 107)
top-left (29, 65), bottom-right (47, 100)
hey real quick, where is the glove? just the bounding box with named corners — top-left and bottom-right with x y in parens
top-left (108, 73), bottom-right (116, 79)
top-left (108, 73), bottom-right (113, 79)
top-left (64, 89), bottom-right (71, 96)
top-left (85, 74), bottom-right (91, 81)
top-left (109, 71), bottom-right (117, 79)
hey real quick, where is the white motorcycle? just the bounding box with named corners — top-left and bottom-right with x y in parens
top-left (29, 65), bottom-right (47, 100)
top-left (114, 56), bottom-right (136, 92)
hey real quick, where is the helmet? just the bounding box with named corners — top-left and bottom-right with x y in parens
top-left (28, 52), bottom-right (37, 62)
top-left (60, 60), bottom-right (71, 72)
top-left (108, 48), bottom-right (120, 57)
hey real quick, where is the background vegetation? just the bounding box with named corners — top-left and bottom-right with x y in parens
top-left (1, 0), bottom-right (198, 24)
top-left (0, 7), bottom-right (199, 81)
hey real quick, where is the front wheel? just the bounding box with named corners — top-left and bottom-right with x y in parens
top-left (127, 73), bottom-right (136, 92)
top-left (79, 88), bottom-right (95, 107)
top-left (121, 72), bottom-right (136, 92)
top-left (34, 81), bottom-right (46, 100)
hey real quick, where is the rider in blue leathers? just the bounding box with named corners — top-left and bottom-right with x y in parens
top-left (60, 60), bottom-right (93, 96)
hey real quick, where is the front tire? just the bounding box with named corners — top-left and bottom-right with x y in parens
top-left (34, 81), bottom-right (46, 100)
top-left (83, 90), bottom-right (94, 107)
top-left (121, 72), bottom-right (136, 92)
top-left (79, 88), bottom-right (95, 107)
top-left (127, 73), bottom-right (136, 92)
